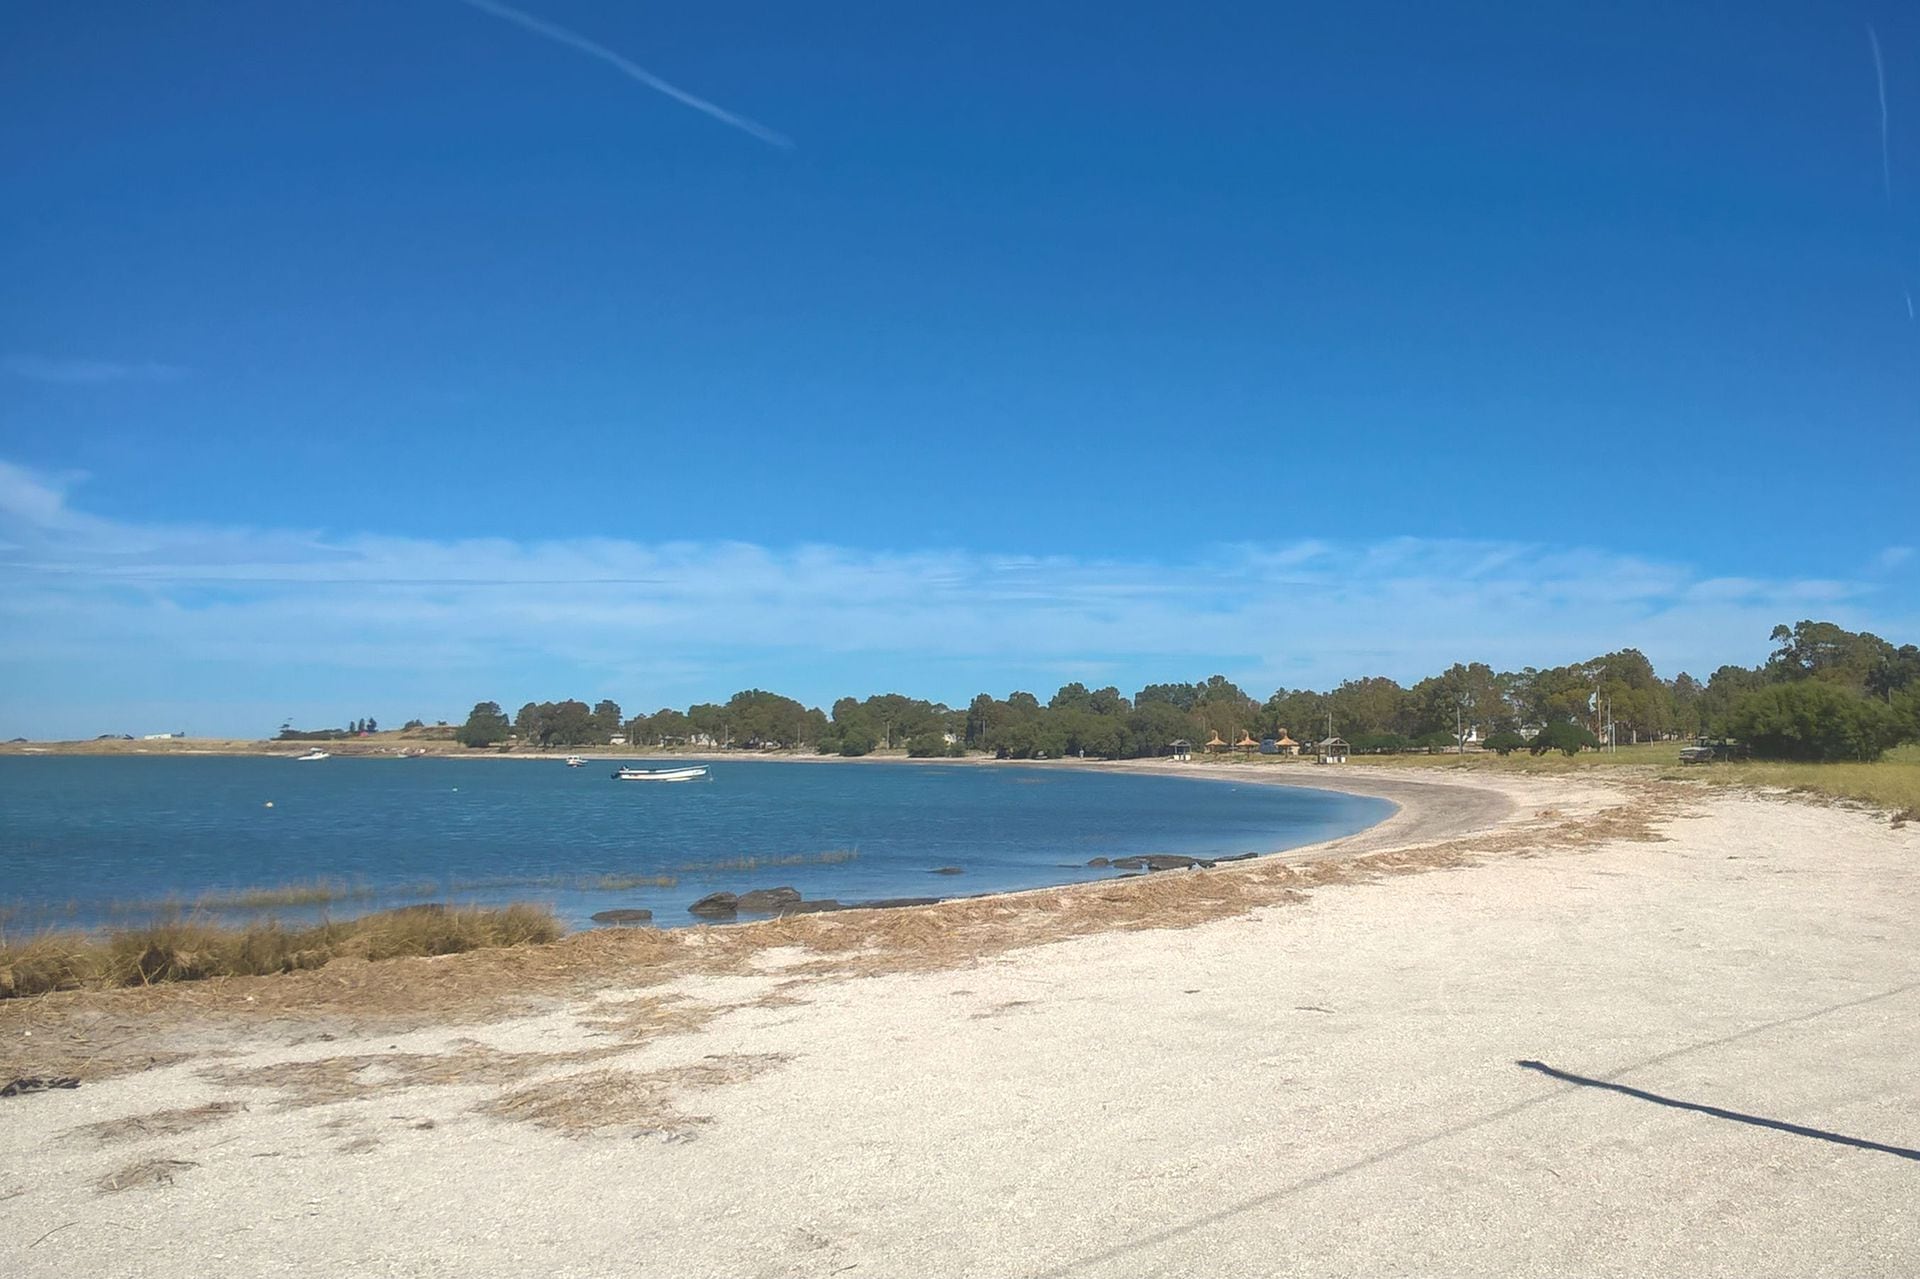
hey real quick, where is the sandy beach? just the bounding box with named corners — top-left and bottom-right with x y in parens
top-left (3, 765), bottom-right (1915, 1277)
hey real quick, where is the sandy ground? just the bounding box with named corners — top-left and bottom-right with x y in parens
top-left (3, 770), bottom-right (1915, 1277)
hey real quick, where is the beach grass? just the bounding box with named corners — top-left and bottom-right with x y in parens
top-left (1320, 740), bottom-right (1920, 819)
top-left (0, 903), bottom-right (561, 999)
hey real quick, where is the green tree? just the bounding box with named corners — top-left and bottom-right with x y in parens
top-left (1327, 677), bottom-right (1409, 738)
top-left (591, 699), bottom-right (622, 742)
top-left (542, 700), bottom-right (595, 746)
top-left (457, 701), bottom-right (511, 748)
top-left (905, 731), bottom-right (956, 758)
top-left (1697, 665), bottom-right (1766, 736)
top-left (1136, 682), bottom-right (1201, 712)
top-left (686, 702), bottom-right (728, 746)
top-left (1866, 645), bottom-right (1920, 704)
top-left (1766, 621), bottom-right (1897, 691)
top-left (1483, 729), bottom-right (1527, 756)
top-left (1530, 720), bottom-right (1600, 757)
top-left (1260, 688), bottom-right (1327, 743)
top-left (1728, 683), bottom-right (1906, 762)
top-left (1126, 700), bottom-right (1200, 758)
top-left (1667, 673), bottom-right (1704, 738)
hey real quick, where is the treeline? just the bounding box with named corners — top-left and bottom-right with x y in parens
top-left (450, 620), bottom-right (1920, 764)
top-left (276, 716), bottom-right (381, 741)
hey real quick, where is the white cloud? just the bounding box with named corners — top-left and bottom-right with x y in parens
top-left (0, 459), bottom-right (1913, 737)
top-left (1876, 546), bottom-right (1914, 570)
top-left (3, 354), bottom-right (188, 384)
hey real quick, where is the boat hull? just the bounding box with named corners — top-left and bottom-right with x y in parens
top-left (611, 766), bottom-right (708, 782)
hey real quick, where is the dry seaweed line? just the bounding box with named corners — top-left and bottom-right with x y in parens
top-left (480, 1052), bottom-right (792, 1135)
top-left (63, 1100), bottom-right (245, 1146)
top-left (96, 1157), bottom-right (198, 1194)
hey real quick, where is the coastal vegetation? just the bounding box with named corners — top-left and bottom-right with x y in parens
top-left (0, 904), bottom-right (560, 999)
top-left (447, 620), bottom-right (1919, 766)
top-left (1322, 740), bottom-right (1920, 822)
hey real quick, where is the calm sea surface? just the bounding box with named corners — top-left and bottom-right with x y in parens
top-left (0, 758), bottom-right (1393, 931)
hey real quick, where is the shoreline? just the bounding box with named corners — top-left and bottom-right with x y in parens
top-left (13, 772), bottom-right (1914, 1274)
top-left (1, 756), bottom-right (1494, 939)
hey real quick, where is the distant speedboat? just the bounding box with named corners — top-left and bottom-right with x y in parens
top-left (294, 748), bottom-right (330, 762)
top-left (564, 756), bottom-right (586, 767)
top-left (612, 765), bottom-right (708, 783)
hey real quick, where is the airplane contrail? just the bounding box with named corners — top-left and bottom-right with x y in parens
top-left (1869, 24), bottom-right (1891, 203)
top-left (451, 0), bottom-right (793, 149)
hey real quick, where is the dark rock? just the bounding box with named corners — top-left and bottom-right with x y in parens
top-left (736, 886), bottom-right (803, 912)
top-left (1214, 852), bottom-right (1257, 863)
top-left (687, 892), bottom-right (739, 917)
top-left (1113, 854), bottom-right (1207, 872)
top-left (1, 1076), bottom-right (80, 1098)
top-left (1086, 857), bottom-right (1111, 867)
top-left (930, 866), bottom-right (965, 875)
top-left (590, 908), bottom-right (654, 925)
top-left (853, 896), bottom-right (939, 910)
top-left (775, 899), bottom-right (844, 915)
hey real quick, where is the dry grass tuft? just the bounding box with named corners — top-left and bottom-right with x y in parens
top-left (96, 1157), bottom-right (197, 1193)
top-left (64, 1100), bottom-right (244, 1145)
top-left (480, 1052), bottom-right (791, 1135)
top-left (0, 904), bottom-right (561, 1000)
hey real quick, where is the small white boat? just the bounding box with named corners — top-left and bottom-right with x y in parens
top-left (564, 756), bottom-right (586, 768)
top-left (294, 748), bottom-right (330, 762)
top-left (611, 765), bottom-right (708, 783)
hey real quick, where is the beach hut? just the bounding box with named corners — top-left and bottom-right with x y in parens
top-left (1204, 731), bottom-right (1228, 753)
top-left (1169, 738), bottom-right (1192, 761)
top-left (1316, 736), bottom-right (1350, 764)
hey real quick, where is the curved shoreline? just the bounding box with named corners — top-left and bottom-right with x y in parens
top-left (0, 757), bottom-right (1476, 933)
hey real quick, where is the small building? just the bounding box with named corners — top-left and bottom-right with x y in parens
top-left (1169, 738), bottom-right (1192, 761)
top-left (1316, 736), bottom-right (1350, 764)
top-left (608, 734), bottom-right (628, 746)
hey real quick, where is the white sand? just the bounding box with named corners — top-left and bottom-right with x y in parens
top-left (4, 772), bottom-right (1916, 1277)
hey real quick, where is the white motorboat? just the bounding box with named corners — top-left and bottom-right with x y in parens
top-left (564, 756), bottom-right (586, 767)
top-left (611, 765), bottom-right (708, 782)
top-left (294, 748), bottom-right (330, 762)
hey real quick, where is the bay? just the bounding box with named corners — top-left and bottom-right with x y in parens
top-left (0, 757), bottom-right (1393, 931)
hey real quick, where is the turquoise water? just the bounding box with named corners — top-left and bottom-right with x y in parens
top-left (0, 758), bottom-right (1393, 931)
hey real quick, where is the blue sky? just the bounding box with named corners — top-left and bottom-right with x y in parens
top-left (2, 1), bottom-right (1916, 737)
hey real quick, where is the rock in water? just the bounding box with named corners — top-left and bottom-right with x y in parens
top-left (1086, 857), bottom-right (1111, 867)
top-left (590, 908), bottom-right (654, 925)
top-left (687, 892), bottom-right (740, 918)
top-left (1111, 854), bottom-right (1206, 871)
top-left (930, 866), bottom-right (964, 875)
top-left (776, 899), bottom-right (844, 915)
top-left (735, 886), bottom-right (803, 912)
